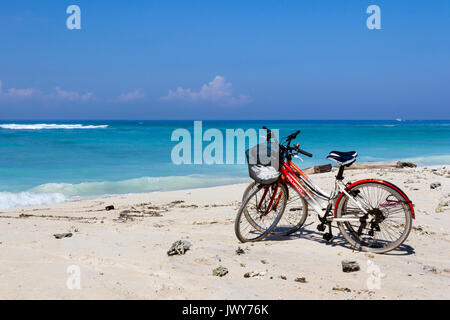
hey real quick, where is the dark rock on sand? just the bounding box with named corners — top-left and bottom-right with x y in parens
top-left (53, 233), bottom-right (72, 239)
top-left (399, 162), bottom-right (417, 168)
top-left (167, 240), bottom-right (191, 256)
top-left (105, 205), bottom-right (115, 211)
top-left (341, 260), bottom-right (360, 273)
top-left (295, 277), bottom-right (307, 283)
top-left (213, 266), bottom-right (228, 277)
top-left (430, 182), bottom-right (441, 189)
top-left (333, 286), bottom-right (351, 292)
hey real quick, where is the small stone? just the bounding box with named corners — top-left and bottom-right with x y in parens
top-left (167, 240), bottom-right (191, 256)
top-left (261, 259), bottom-right (268, 264)
top-left (68, 226), bottom-right (79, 233)
top-left (295, 277), bottom-right (307, 283)
top-left (244, 271), bottom-right (265, 278)
top-left (423, 265), bottom-right (438, 274)
top-left (105, 205), bottom-right (115, 211)
top-left (235, 247), bottom-right (245, 255)
top-left (213, 266), bottom-right (228, 277)
top-left (333, 286), bottom-right (351, 293)
top-left (341, 260), bottom-right (360, 273)
top-left (430, 182), bottom-right (441, 189)
top-left (439, 200), bottom-right (449, 207)
top-left (53, 233), bottom-right (72, 239)
top-left (280, 275), bottom-right (287, 280)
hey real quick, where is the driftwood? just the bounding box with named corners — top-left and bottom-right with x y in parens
top-left (313, 164), bottom-right (332, 173)
top-left (304, 161), bottom-right (416, 175)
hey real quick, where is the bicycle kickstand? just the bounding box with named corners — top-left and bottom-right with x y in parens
top-left (317, 203), bottom-right (333, 242)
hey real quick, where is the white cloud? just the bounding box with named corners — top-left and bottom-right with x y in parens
top-left (161, 76), bottom-right (250, 106)
top-left (0, 80), bottom-right (41, 98)
top-left (0, 81), bottom-right (93, 102)
top-left (117, 88), bottom-right (145, 102)
top-left (49, 86), bottom-right (94, 101)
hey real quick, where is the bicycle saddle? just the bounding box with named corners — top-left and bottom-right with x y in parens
top-left (326, 151), bottom-right (358, 167)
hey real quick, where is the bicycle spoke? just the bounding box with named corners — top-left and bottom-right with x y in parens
top-left (338, 182), bottom-right (412, 253)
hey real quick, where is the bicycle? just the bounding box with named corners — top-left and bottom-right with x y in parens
top-left (235, 126), bottom-right (415, 254)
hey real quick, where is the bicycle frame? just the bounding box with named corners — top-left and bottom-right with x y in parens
top-left (254, 131), bottom-right (407, 223)
top-left (279, 160), bottom-right (368, 223)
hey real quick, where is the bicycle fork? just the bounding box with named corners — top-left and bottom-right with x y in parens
top-left (257, 181), bottom-right (281, 217)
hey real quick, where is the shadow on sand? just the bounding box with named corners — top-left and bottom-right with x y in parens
top-left (265, 222), bottom-right (415, 256)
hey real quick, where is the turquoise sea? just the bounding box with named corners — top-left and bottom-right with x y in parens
top-left (0, 120), bottom-right (449, 209)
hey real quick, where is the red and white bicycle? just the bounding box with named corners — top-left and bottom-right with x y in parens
top-left (235, 126), bottom-right (414, 254)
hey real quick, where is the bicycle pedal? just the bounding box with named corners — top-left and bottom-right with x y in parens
top-left (323, 233), bottom-right (333, 241)
top-left (317, 224), bottom-right (326, 232)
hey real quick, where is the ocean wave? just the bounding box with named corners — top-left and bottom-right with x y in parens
top-left (0, 175), bottom-right (249, 209)
top-left (0, 124), bottom-right (108, 130)
top-left (0, 192), bottom-right (67, 210)
top-left (30, 175), bottom-right (249, 197)
top-left (401, 154), bottom-right (450, 166)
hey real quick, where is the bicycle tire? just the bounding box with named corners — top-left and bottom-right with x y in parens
top-left (336, 181), bottom-right (413, 254)
top-left (242, 181), bottom-right (308, 236)
top-left (235, 183), bottom-right (287, 242)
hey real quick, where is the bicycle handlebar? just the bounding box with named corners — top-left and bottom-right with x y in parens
top-left (262, 126), bottom-right (313, 158)
top-left (287, 130), bottom-right (300, 140)
top-left (298, 148), bottom-right (313, 158)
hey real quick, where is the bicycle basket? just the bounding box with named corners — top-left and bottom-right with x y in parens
top-left (246, 142), bottom-right (281, 185)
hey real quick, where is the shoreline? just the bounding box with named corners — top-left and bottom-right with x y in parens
top-left (1, 162), bottom-right (445, 212)
top-left (0, 165), bottom-right (449, 299)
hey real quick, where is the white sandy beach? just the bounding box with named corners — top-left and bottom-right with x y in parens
top-left (0, 165), bottom-right (449, 299)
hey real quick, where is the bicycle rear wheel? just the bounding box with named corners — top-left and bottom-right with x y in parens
top-left (235, 183), bottom-right (287, 242)
top-left (242, 182), bottom-right (308, 236)
top-left (336, 181), bottom-right (413, 254)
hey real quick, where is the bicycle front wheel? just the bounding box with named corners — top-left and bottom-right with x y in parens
top-left (235, 183), bottom-right (287, 242)
top-left (242, 182), bottom-right (308, 236)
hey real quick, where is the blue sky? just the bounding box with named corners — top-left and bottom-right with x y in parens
top-left (0, 0), bottom-right (449, 120)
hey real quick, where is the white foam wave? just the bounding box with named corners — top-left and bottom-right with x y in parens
top-left (0, 175), bottom-right (249, 209)
top-left (0, 124), bottom-right (108, 130)
top-left (401, 155), bottom-right (450, 166)
top-left (0, 192), bottom-right (67, 210)
top-left (30, 175), bottom-right (249, 197)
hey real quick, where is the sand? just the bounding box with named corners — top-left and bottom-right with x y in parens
top-left (0, 165), bottom-right (449, 299)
